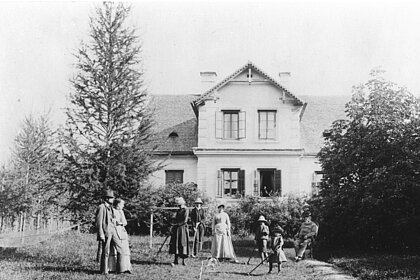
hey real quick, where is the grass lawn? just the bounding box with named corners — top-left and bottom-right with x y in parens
top-left (328, 253), bottom-right (420, 280)
top-left (0, 231), bottom-right (331, 280)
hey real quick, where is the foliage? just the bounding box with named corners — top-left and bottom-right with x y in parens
top-left (312, 69), bottom-right (420, 252)
top-left (227, 195), bottom-right (309, 238)
top-left (124, 182), bottom-right (211, 235)
top-left (61, 2), bottom-right (159, 222)
top-left (0, 113), bottom-right (63, 221)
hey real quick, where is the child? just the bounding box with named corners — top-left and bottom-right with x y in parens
top-left (254, 215), bottom-right (270, 263)
top-left (268, 224), bottom-right (287, 274)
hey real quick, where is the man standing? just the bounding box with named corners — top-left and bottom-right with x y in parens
top-left (294, 211), bottom-right (318, 262)
top-left (96, 190), bottom-right (124, 274)
top-left (190, 197), bottom-right (205, 257)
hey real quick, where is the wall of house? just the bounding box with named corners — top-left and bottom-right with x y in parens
top-left (299, 155), bottom-right (322, 194)
top-left (196, 153), bottom-right (314, 197)
top-left (197, 72), bottom-right (303, 149)
top-left (149, 155), bottom-right (198, 187)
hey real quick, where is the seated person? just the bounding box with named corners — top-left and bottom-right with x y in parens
top-left (294, 211), bottom-right (318, 262)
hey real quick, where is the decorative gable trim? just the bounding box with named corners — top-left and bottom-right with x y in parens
top-left (192, 61), bottom-right (305, 108)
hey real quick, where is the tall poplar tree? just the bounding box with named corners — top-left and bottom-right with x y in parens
top-left (63, 2), bottom-right (158, 220)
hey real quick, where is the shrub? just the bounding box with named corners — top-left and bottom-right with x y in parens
top-left (125, 182), bottom-right (211, 235)
top-left (226, 195), bottom-right (310, 239)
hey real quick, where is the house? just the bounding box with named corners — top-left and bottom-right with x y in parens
top-left (149, 61), bottom-right (347, 201)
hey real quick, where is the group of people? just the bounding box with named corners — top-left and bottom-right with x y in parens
top-left (169, 197), bottom-right (238, 266)
top-left (95, 190), bottom-right (319, 275)
top-left (95, 190), bottom-right (132, 275)
top-left (253, 212), bottom-right (318, 274)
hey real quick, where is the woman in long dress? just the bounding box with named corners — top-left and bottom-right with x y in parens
top-left (169, 197), bottom-right (189, 266)
top-left (211, 203), bottom-right (238, 262)
top-left (109, 198), bottom-right (132, 274)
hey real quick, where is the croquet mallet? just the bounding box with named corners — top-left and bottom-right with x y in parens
top-left (247, 253), bottom-right (271, 276)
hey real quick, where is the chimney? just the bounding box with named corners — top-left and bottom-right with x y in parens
top-left (279, 72), bottom-right (291, 90)
top-left (200, 71), bottom-right (217, 92)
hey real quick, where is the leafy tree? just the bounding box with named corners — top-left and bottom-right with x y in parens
top-left (312, 69), bottom-right (420, 252)
top-left (62, 2), bottom-right (159, 221)
top-left (11, 114), bottom-right (58, 214)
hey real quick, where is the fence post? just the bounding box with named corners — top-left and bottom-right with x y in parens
top-left (149, 212), bottom-right (153, 249)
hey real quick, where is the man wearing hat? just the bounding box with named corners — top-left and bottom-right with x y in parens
top-left (96, 189), bottom-right (124, 274)
top-left (190, 198), bottom-right (205, 257)
top-left (293, 211), bottom-right (318, 262)
top-left (255, 215), bottom-right (270, 263)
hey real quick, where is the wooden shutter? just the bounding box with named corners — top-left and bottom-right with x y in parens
top-left (274, 169), bottom-right (282, 196)
top-left (238, 169), bottom-right (245, 196)
top-left (238, 111), bottom-right (246, 139)
top-left (215, 111), bottom-right (223, 139)
top-left (217, 170), bottom-right (222, 197)
top-left (253, 170), bottom-right (259, 196)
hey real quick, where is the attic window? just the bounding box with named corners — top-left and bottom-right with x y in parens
top-left (169, 131), bottom-right (179, 138)
top-left (246, 73), bottom-right (253, 78)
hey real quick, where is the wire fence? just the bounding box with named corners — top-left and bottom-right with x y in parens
top-left (0, 213), bottom-right (76, 248)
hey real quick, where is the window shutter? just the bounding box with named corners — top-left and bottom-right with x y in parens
top-left (274, 170), bottom-right (282, 196)
top-left (238, 169), bottom-right (245, 196)
top-left (215, 111), bottom-right (223, 139)
top-left (238, 111), bottom-right (246, 139)
top-left (253, 170), bottom-right (259, 196)
top-left (217, 170), bottom-right (222, 197)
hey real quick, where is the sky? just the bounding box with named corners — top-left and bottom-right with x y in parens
top-left (1, 0), bottom-right (420, 163)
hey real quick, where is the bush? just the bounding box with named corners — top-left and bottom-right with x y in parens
top-left (226, 195), bottom-right (310, 239)
top-left (125, 182), bottom-right (211, 235)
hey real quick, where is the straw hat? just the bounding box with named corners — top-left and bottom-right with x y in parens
top-left (257, 215), bottom-right (268, 224)
top-left (194, 198), bottom-right (203, 204)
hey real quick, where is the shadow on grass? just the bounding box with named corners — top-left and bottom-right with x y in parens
top-left (131, 259), bottom-right (172, 266)
top-left (31, 265), bottom-right (98, 275)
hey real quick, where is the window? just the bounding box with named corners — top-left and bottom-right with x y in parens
top-left (253, 169), bottom-right (282, 197)
top-left (223, 111), bottom-right (239, 139)
top-left (165, 170), bottom-right (184, 184)
top-left (215, 111), bottom-right (246, 139)
top-left (217, 169), bottom-right (245, 197)
top-left (258, 110), bottom-right (276, 139)
top-left (311, 171), bottom-right (324, 195)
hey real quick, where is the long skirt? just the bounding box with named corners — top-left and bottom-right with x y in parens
top-left (269, 249), bottom-right (287, 263)
top-left (211, 233), bottom-right (236, 259)
top-left (169, 224), bottom-right (189, 258)
top-left (109, 237), bottom-right (132, 272)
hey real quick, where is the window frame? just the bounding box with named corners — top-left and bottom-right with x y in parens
top-left (258, 110), bottom-right (277, 140)
top-left (223, 110), bottom-right (239, 139)
top-left (165, 170), bottom-right (184, 184)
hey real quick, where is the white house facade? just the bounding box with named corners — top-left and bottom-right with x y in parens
top-left (148, 61), bottom-right (347, 202)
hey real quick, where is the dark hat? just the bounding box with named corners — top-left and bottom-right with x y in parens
top-left (104, 190), bottom-right (115, 198)
top-left (271, 225), bottom-right (284, 234)
top-left (302, 211), bottom-right (312, 218)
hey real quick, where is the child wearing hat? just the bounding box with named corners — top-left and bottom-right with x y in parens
top-left (268, 224), bottom-right (287, 274)
top-left (254, 215), bottom-right (270, 263)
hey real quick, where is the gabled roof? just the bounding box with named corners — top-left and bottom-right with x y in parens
top-left (300, 95), bottom-right (349, 154)
top-left (148, 94), bottom-right (349, 155)
top-left (148, 95), bottom-right (198, 154)
top-left (192, 61), bottom-right (305, 107)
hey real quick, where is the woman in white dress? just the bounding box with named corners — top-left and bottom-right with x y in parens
top-left (109, 198), bottom-right (132, 274)
top-left (211, 203), bottom-right (238, 262)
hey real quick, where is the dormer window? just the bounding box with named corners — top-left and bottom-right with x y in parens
top-left (169, 131), bottom-right (179, 138)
